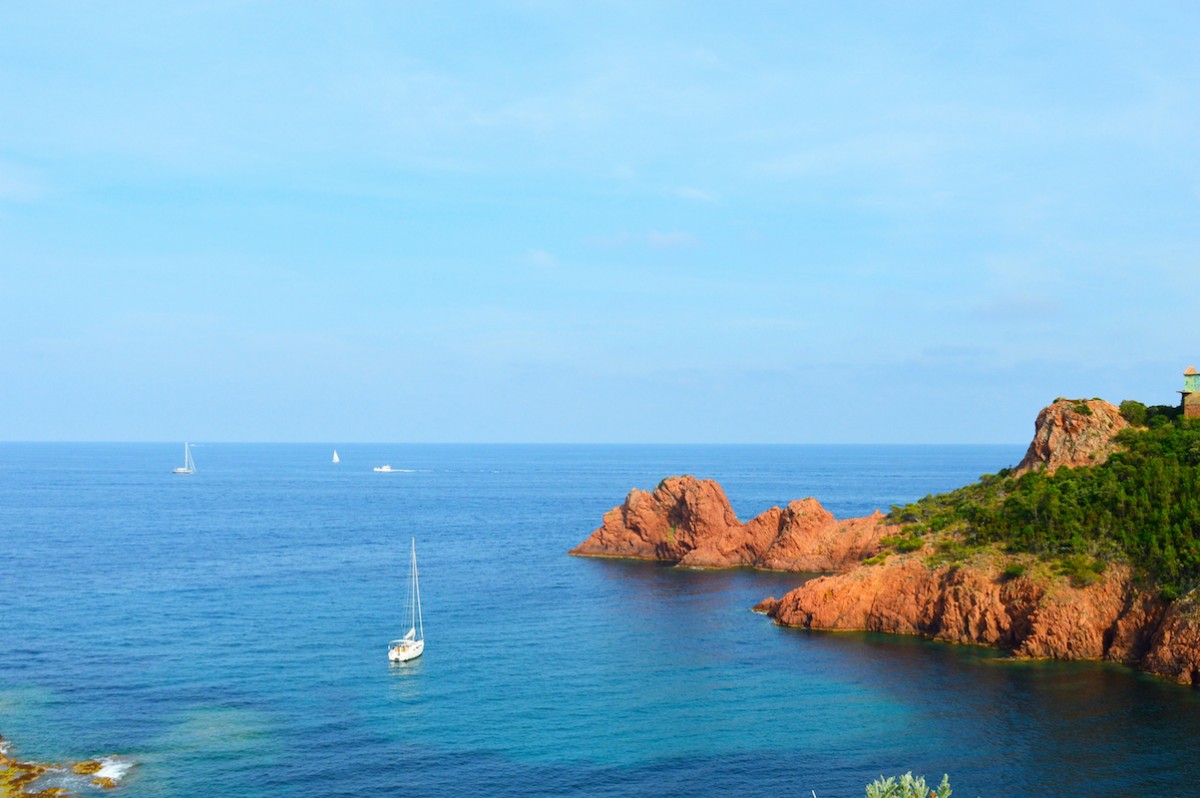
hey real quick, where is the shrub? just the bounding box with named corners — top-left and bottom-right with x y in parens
top-left (880, 533), bottom-right (924, 554)
top-left (1119, 400), bottom-right (1148, 426)
top-left (1001, 562), bottom-right (1027, 580)
top-left (925, 540), bottom-right (971, 568)
top-left (865, 772), bottom-right (952, 798)
top-left (1057, 554), bottom-right (1105, 587)
top-left (1072, 402), bottom-right (1094, 415)
top-left (1147, 405), bottom-right (1181, 426)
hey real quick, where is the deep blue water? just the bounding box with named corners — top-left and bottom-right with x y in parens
top-left (3, 443), bottom-right (1200, 797)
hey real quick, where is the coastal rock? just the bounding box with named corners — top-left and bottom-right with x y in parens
top-left (569, 476), bottom-right (887, 571)
top-left (1014, 398), bottom-right (1129, 475)
top-left (766, 558), bottom-right (1200, 672)
top-left (752, 596), bottom-right (781, 615)
top-left (1, 736), bottom-right (128, 797)
top-left (1142, 596), bottom-right (1200, 685)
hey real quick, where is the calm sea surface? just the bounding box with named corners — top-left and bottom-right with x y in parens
top-left (3, 443), bottom-right (1200, 797)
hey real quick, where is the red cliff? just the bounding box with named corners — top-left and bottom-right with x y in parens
top-left (763, 554), bottom-right (1200, 685)
top-left (1014, 398), bottom-right (1129, 475)
top-left (569, 475), bottom-right (887, 572)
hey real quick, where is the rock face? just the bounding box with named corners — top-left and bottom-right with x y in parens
top-left (1014, 398), bottom-right (1129, 475)
top-left (569, 476), bottom-right (887, 572)
top-left (765, 557), bottom-right (1200, 685)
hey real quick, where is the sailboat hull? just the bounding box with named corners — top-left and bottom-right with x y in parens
top-left (388, 639), bottom-right (424, 662)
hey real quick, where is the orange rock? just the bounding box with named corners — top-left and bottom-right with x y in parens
top-left (766, 557), bottom-right (1200, 679)
top-left (752, 597), bottom-right (780, 615)
top-left (71, 760), bottom-right (102, 775)
top-left (1014, 398), bottom-right (1129, 475)
top-left (1142, 595), bottom-right (1200, 685)
top-left (570, 476), bottom-right (885, 571)
top-left (91, 776), bottom-right (119, 789)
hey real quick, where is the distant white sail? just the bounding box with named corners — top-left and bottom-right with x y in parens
top-left (172, 442), bottom-right (196, 475)
top-left (332, 450), bottom-right (340, 464)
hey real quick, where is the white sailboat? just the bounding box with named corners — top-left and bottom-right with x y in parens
top-left (388, 539), bottom-right (425, 663)
top-left (332, 450), bottom-right (340, 464)
top-left (172, 443), bottom-right (196, 475)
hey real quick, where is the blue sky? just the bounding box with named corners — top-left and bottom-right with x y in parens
top-left (2, 2), bottom-right (1198, 443)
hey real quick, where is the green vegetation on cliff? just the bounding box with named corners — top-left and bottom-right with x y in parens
top-left (890, 416), bottom-right (1200, 597)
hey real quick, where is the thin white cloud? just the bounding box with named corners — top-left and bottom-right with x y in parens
top-left (673, 186), bottom-right (719, 202)
top-left (523, 249), bottom-right (558, 268)
top-left (646, 230), bottom-right (697, 248)
top-left (585, 230), bottom-right (698, 249)
top-left (976, 293), bottom-right (1060, 321)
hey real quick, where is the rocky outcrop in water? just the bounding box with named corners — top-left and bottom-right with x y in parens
top-left (569, 476), bottom-right (887, 571)
top-left (1014, 397), bottom-right (1129, 475)
top-left (0, 735), bottom-right (127, 795)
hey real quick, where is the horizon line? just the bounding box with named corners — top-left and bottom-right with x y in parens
top-left (0, 439), bottom-right (1029, 447)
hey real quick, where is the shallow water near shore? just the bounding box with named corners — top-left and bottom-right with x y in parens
top-left (3, 443), bottom-right (1200, 797)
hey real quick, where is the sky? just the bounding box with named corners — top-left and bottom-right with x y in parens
top-left (1, 2), bottom-right (1198, 443)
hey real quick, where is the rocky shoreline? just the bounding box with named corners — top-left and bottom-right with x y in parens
top-left (570, 398), bottom-right (1200, 687)
top-left (0, 735), bottom-right (128, 796)
top-left (754, 558), bottom-right (1200, 686)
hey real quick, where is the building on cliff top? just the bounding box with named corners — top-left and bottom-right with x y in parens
top-left (1181, 366), bottom-right (1200, 419)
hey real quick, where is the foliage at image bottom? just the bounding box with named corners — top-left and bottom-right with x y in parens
top-left (864, 772), bottom-right (952, 798)
top-left (890, 415), bottom-right (1200, 598)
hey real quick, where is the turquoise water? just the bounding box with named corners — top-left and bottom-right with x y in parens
top-left (3, 443), bottom-right (1200, 796)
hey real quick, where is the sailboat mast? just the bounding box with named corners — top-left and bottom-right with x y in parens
top-left (413, 539), bottom-right (423, 639)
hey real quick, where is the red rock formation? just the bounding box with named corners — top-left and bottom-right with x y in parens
top-left (1014, 398), bottom-right (1129, 475)
top-left (769, 560), bottom-right (1143, 656)
top-left (573, 395), bottom-right (1200, 686)
top-left (569, 476), bottom-right (887, 571)
top-left (1141, 595), bottom-right (1200, 685)
top-left (765, 556), bottom-right (1200, 684)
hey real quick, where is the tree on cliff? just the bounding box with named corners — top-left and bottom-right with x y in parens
top-left (892, 417), bottom-right (1200, 597)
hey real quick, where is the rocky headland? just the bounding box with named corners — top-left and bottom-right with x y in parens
top-left (571, 397), bottom-right (1200, 686)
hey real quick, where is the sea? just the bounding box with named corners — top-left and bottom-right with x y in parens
top-left (3, 443), bottom-right (1200, 797)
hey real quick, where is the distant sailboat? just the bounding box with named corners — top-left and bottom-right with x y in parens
top-left (388, 539), bottom-right (425, 663)
top-left (172, 443), bottom-right (196, 475)
top-left (332, 450), bottom-right (340, 464)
